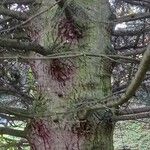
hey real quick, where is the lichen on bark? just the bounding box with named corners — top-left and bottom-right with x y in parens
top-left (27, 0), bottom-right (115, 149)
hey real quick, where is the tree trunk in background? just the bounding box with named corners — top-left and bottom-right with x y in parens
top-left (27, 0), bottom-right (114, 149)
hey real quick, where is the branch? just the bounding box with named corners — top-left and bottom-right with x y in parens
top-left (1, 32), bottom-right (30, 40)
top-left (0, 52), bottom-right (140, 64)
top-left (114, 111), bottom-right (150, 121)
top-left (123, 48), bottom-right (146, 56)
top-left (0, 1), bottom-right (59, 33)
top-left (0, 113), bottom-right (26, 121)
top-left (0, 127), bottom-right (26, 138)
top-left (0, 7), bottom-right (28, 21)
top-left (115, 45), bottom-right (146, 51)
top-left (56, 0), bottom-right (72, 21)
top-left (0, 17), bottom-right (12, 26)
top-left (114, 12), bottom-right (150, 23)
top-left (0, 141), bottom-right (29, 149)
top-left (84, 44), bottom-right (150, 115)
top-left (112, 27), bottom-right (150, 36)
top-left (0, 86), bottom-right (33, 105)
top-left (123, 0), bottom-right (150, 8)
top-left (0, 104), bottom-right (33, 119)
top-left (109, 44), bottom-right (150, 107)
top-left (0, 0), bottom-right (35, 5)
top-left (0, 37), bottom-right (49, 55)
top-left (118, 107), bottom-right (150, 115)
top-left (112, 76), bottom-right (150, 93)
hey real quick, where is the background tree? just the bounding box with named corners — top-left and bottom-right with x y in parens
top-left (0, 0), bottom-right (150, 149)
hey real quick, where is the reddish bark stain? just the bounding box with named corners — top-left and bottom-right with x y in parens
top-left (58, 18), bottom-right (83, 44)
top-left (28, 119), bottom-right (87, 150)
top-left (49, 59), bottom-right (75, 86)
top-left (29, 119), bottom-right (53, 150)
top-left (72, 119), bottom-right (92, 137)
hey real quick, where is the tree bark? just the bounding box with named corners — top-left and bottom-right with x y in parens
top-left (26, 0), bottom-right (114, 149)
top-left (27, 119), bottom-right (114, 150)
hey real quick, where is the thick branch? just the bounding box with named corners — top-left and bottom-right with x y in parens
top-left (56, 0), bottom-right (73, 20)
top-left (0, 7), bottom-right (28, 21)
top-left (112, 76), bottom-right (149, 93)
top-left (114, 111), bottom-right (150, 121)
top-left (0, 127), bottom-right (26, 138)
top-left (110, 44), bottom-right (150, 107)
top-left (0, 37), bottom-right (49, 55)
top-left (118, 107), bottom-right (150, 115)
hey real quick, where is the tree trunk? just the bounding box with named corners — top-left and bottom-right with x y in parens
top-left (27, 119), bottom-right (114, 150)
top-left (27, 0), bottom-right (114, 149)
